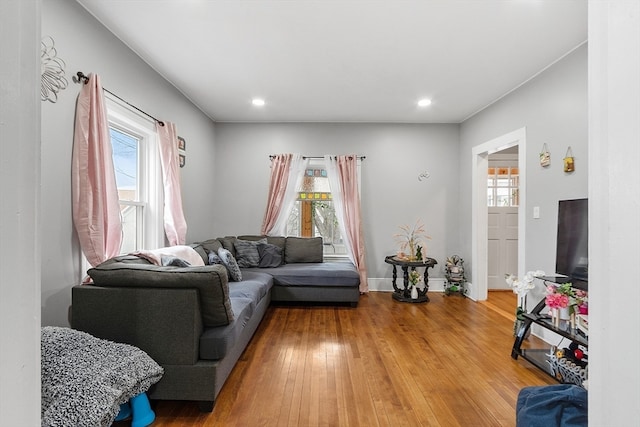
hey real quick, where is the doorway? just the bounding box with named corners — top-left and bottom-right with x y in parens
top-left (487, 148), bottom-right (519, 290)
top-left (471, 128), bottom-right (526, 301)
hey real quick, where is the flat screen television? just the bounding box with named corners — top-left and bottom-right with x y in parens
top-left (552, 198), bottom-right (589, 290)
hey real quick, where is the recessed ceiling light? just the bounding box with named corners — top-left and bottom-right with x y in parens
top-left (252, 98), bottom-right (265, 107)
top-left (418, 98), bottom-right (432, 107)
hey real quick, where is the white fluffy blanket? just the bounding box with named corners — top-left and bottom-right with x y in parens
top-left (131, 245), bottom-right (205, 267)
top-left (41, 327), bottom-right (164, 427)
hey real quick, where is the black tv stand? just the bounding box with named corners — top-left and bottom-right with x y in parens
top-left (511, 282), bottom-right (588, 382)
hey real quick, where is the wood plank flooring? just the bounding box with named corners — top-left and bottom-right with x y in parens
top-left (148, 291), bottom-right (554, 426)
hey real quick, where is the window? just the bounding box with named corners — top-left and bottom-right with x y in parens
top-left (286, 162), bottom-right (355, 257)
top-left (286, 166), bottom-right (345, 256)
top-left (106, 95), bottom-right (164, 253)
top-left (487, 166), bottom-right (519, 207)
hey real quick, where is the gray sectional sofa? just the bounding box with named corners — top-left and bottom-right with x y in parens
top-left (71, 235), bottom-right (360, 411)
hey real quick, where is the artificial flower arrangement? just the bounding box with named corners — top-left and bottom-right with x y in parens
top-left (505, 270), bottom-right (545, 300)
top-left (408, 270), bottom-right (421, 287)
top-left (545, 282), bottom-right (588, 327)
top-left (546, 283), bottom-right (588, 312)
top-left (394, 219), bottom-right (431, 262)
top-left (505, 270), bottom-right (545, 336)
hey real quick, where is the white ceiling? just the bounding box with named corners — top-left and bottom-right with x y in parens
top-left (75, 0), bottom-right (587, 123)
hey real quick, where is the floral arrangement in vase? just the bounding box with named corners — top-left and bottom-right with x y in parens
top-left (545, 283), bottom-right (588, 327)
top-left (408, 270), bottom-right (421, 299)
top-left (409, 270), bottom-right (421, 287)
top-left (505, 270), bottom-right (545, 300)
top-left (505, 270), bottom-right (545, 336)
top-left (394, 219), bottom-right (430, 262)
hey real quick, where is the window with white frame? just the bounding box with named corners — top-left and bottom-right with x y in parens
top-left (286, 160), bottom-right (361, 258)
top-left (487, 165), bottom-right (519, 207)
top-left (106, 95), bottom-right (164, 254)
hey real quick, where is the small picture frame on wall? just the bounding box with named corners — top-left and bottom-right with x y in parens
top-left (178, 136), bottom-right (186, 151)
top-left (179, 154), bottom-right (186, 168)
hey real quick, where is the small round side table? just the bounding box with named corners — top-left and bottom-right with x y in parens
top-left (384, 255), bottom-right (438, 303)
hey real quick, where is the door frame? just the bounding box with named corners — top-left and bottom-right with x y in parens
top-left (471, 127), bottom-right (526, 300)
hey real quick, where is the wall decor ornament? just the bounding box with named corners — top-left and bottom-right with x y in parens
top-left (539, 143), bottom-right (551, 167)
top-left (178, 136), bottom-right (186, 168)
top-left (564, 146), bottom-right (575, 173)
top-left (41, 36), bottom-right (68, 103)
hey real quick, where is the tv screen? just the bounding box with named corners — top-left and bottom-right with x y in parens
top-left (555, 198), bottom-right (588, 290)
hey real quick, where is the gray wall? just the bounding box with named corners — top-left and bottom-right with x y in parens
top-left (40, 0), bottom-right (218, 326)
top-left (212, 123), bottom-right (460, 282)
top-left (459, 44), bottom-right (588, 300)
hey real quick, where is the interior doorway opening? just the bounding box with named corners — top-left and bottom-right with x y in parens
top-left (470, 128), bottom-right (527, 301)
top-left (488, 147), bottom-right (519, 290)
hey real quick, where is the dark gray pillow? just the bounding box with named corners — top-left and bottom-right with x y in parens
top-left (218, 236), bottom-right (237, 258)
top-left (194, 239), bottom-right (223, 263)
top-left (284, 236), bottom-right (323, 263)
top-left (257, 243), bottom-right (283, 268)
top-left (218, 248), bottom-right (242, 281)
top-left (87, 262), bottom-right (233, 327)
top-left (189, 243), bottom-right (209, 265)
top-left (234, 238), bottom-right (267, 268)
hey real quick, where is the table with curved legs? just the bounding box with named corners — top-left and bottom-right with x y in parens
top-left (384, 255), bottom-right (437, 303)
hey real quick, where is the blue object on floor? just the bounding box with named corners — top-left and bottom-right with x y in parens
top-left (516, 384), bottom-right (587, 427)
top-left (114, 402), bottom-right (131, 421)
top-left (130, 392), bottom-right (155, 427)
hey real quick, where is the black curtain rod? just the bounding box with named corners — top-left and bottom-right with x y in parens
top-left (269, 155), bottom-right (366, 160)
top-left (75, 71), bottom-right (165, 126)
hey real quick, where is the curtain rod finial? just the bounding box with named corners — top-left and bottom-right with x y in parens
top-left (73, 71), bottom-right (89, 84)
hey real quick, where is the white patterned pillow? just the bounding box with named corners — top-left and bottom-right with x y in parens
top-left (208, 251), bottom-right (224, 265)
top-left (218, 248), bottom-right (242, 281)
top-left (234, 238), bottom-right (267, 268)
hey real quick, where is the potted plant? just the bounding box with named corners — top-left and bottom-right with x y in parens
top-left (394, 219), bottom-right (430, 261)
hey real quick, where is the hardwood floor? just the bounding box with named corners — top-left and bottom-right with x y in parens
top-left (149, 291), bottom-right (554, 426)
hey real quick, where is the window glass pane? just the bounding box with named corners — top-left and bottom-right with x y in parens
top-left (110, 127), bottom-right (143, 254)
top-left (511, 189), bottom-right (520, 207)
top-left (487, 189), bottom-right (494, 207)
top-left (496, 188), bottom-right (510, 206)
top-left (288, 166), bottom-right (347, 256)
top-left (110, 127), bottom-right (138, 201)
top-left (120, 204), bottom-right (140, 254)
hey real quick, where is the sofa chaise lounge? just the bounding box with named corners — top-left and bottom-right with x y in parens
top-left (71, 235), bottom-right (360, 411)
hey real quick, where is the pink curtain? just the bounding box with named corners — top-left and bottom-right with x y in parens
top-left (261, 154), bottom-right (292, 234)
top-left (325, 155), bottom-right (368, 293)
top-left (157, 121), bottom-right (187, 245)
top-left (72, 73), bottom-right (122, 267)
top-left (261, 154), bottom-right (308, 235)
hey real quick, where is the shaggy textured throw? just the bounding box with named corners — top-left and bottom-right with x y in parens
top-left (41, 327), bottom-right (164, 427)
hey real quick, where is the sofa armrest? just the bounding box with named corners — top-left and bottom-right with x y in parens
top-left (71, 285), bottom-right (203, 365)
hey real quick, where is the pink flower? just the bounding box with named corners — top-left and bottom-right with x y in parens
top-left (545, 293), bottom-right (569, 309)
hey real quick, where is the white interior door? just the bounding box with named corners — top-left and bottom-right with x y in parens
top-left (488, 206), bottom-right (518, 289)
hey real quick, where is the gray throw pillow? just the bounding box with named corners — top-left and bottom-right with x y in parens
top-left (257, 243), bottom-right (283, 268)
top-left (284, 236), bottom-right (323, 263)
top-left (193, 239), bottom-right (223, 263)
top-left (218, 248), bottom-right (242, 281)
top-left (234, 238), bottom-right (267, 268)
top-left (238, 235), bottom-right (286, 255)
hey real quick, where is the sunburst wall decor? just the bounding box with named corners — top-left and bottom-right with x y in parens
top-left (41, 36), bottom-right (68, 103)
